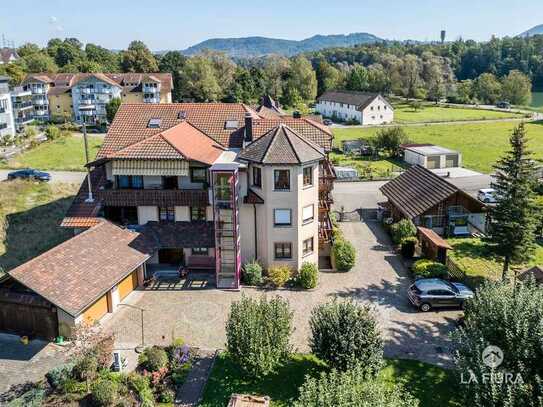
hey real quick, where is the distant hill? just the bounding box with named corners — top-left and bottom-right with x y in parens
top-left (518, 24), bottom-right (543, 37)
top-left (181, 32), bottom-right (384, 57)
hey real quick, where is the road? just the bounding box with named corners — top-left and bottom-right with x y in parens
top-left (0, 170), bottom-right (86, 184)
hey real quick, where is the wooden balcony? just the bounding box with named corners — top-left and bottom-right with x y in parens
top-left (319, 212), bottom-right (333, 244)
top-left (99, 188), bottom-right (209, 207)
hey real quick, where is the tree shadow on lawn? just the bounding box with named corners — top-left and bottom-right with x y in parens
top-left (200, 353), bottom-right (327, 407)
top-left (0, 197), bottom-right (75, 272)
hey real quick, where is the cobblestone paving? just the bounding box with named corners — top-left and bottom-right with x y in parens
top-left (104, 219), bottom-right (460, 367)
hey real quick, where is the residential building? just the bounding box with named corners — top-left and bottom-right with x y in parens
top-left (315, 90), bottom-right (394, 125)
top-left (402, 143), bottom-right (462, 169)
top-left (10, 86), bottom-right (34, 131)
top-left (0, 75), bottom-right (15, 140)
top-left (21, 73), bottom-right (173, 124)
top-left (254, 95), bottom-right (286, 118)
top-left (0, 48), bottom-right (19, 65)
top-left (380, 165), bottom-right (487, 236)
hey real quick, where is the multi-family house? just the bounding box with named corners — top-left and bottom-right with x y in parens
top-left (0, 102), bottom-right (335, 337)
top-left (0, 48), bottom-right (19, 65)
top-left (20, 73), bottom-right (173, 124)
top-left (315, 90), bottom-right (394, 125)
top-left (0, 75), bottom-right (16, 140)
top-left (10, 85), bottom-right (34, 132)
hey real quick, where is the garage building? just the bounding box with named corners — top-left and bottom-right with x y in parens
top-left (402, 144), bottom-right (462, 170)
top-left (1, 220), bottom-right (149, 339)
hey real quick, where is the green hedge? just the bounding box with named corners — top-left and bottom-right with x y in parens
top-left (412, 259), bottom-right (448, 279)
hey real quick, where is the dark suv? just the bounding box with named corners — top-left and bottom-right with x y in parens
top-left (408, 278), bottom-right (474, 312)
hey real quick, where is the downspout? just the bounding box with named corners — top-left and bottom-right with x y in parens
top-left (253, 204), bottom-right (258, 259)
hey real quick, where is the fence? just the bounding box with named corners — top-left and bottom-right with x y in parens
top-left (446, 257), bottom-right (466, 281)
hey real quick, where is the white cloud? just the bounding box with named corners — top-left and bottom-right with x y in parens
top-left (49, 16), bottom-right (63, 32)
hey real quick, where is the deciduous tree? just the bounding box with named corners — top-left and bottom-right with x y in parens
top-left (501, 70), bottom-right (532, 105)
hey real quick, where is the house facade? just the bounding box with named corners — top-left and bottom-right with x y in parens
top-left (62, 103), bottom-right (335, 289)
top-left (20, 73), bottom-right (173, 125)
top-left (0, 75), bottom-right (16, 140)
top-left (315, 90), bottom-right (394, 125)
top-left (10, 86), bottom-right (34, 132)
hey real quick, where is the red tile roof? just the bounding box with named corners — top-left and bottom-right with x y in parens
top-left (8, 221), bottom-right (150, 317)
top-left (97, 103), bottom-right (333, 158)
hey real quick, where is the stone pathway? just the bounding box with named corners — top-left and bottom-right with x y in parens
top-left (175, 349), bottom-right (217, 407)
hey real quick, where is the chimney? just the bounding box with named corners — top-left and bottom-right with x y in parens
top-left (244, 112), bottom-right (253, 143)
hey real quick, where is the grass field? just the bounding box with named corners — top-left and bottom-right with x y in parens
top-left (330, 152), bottom-right (406, 179)
top-left (0, 180), bottom-right (78, 274)
top-left (447, 238), bottom-right (543, 285)
top-left (333, 121), bottom-right (543, 174)
top-left (200, 353), bottom-right (460, 407)
top-left (393, 103), bottom-right (524, 124)
top-left (0, 134), bottom-right (103, 172)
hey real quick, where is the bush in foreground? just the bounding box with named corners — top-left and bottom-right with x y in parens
top-left (293, 363), bottom-right (419, 407)
top-left (412, 259), bottom-right (448, 279)
top-left (91, 379), bottom-right (119, 407)
top-left (452, 280), bottom-right (543, 406)
top-left (267, 264), bottom-right (292, 287)
top-left (242, 260), bottom-right (263, 285)
top-left (390, 219), bottom-right (417, 244)
top-left (333, 239), bottom-right (356, 272)
top-left (298, 262), bottom-right (318, 289)
top-left (226, 295), bottom-right (293, 377)
top-left (309, 299), bottom-right (383, 373)
top-left (138, 346), bottom-right (169, 372)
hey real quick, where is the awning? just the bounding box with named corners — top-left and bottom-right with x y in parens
top-left (112, 159), bottom-right (189, 176)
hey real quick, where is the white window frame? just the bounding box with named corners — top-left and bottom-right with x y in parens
top-left (302, 204), bottom-right (314, 224)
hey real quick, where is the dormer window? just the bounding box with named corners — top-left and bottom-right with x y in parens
top-left (148, 118), bottom-right (161, 128)
top-left (178, 111), bottom-right (187, 120)
top-left (225, 120), bottom-right (238, 129)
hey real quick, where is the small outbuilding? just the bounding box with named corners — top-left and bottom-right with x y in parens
top-left (334, 166), bottom-right (359, 181)
top-left (402, 144), bottom-right (462, 169)
top-left (417, 227), bottom-right (453, 264)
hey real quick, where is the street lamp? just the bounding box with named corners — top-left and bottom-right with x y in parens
top-left (79, 104), bottom-right (95, 203)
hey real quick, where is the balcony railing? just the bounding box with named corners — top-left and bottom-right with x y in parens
top-left (100, 188), bottom-right (209, 207)
top-left (143, 86), bottom-right (160, 93)
top-left (32, 88), bottom-right (45, 94)
top-left (318, 212), bottom-right (333, 244)
top-left (144, 97), bottom-right (160, 104)
top-left (13, 101), bottom-right (33, 110)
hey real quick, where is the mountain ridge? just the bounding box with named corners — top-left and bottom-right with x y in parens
top-left (180, 32), bottom-right (384, 57)
top-left (518, 24), bottom-right (543, 37)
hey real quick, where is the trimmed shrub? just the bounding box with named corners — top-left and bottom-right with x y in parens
top-left (46, 362), bottom-right (75, 389)
top-left (242, 260), bottom-right (263, 285)
top-left (412, 259), bottom-right (448, 279)
top-left (390, 219), bottom-right (417, 244)
top-left (309, 299), bottom-right (383, 373)
top-left (333, 239), bottom-right (356, 272)
top-left (138, 346), bottom-right (169, 372)
top-left (91, 380), bottom-right (119, 407)
top-left (400, 236), bottom-right (418, 259)
top-left (294, 364), bottom-right (418, 407)
top-left (298, 262), bottom-right (318, 289)
top-left (226, 295), bottom-right (293, 377)
top-left (267, 264), bottom-right (292, 287)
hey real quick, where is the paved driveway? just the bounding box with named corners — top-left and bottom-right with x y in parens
top-left (103, 183), bottom-right (460, 367)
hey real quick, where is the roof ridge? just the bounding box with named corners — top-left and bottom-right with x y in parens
top-left (181, 120), bottom-right (227, 151)
top-left (284, 123), bottom-right (325, 155)
top-left (261, 126), bottom-right (281, 163)
top-left (108, 132), bottom-right (170, 158)
top-left (281, 124), bottom-right (301, 163)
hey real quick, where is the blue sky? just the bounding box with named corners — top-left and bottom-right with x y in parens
top-left (1, 0), bottom-right (541, 50)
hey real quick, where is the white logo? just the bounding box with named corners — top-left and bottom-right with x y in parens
top-left (482, 345), bottom-right (504, 368)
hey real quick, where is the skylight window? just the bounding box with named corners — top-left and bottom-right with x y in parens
top-left (148, 118), bottom-right (161, 128)
top-left (225, 120), bottom-right (239, 129)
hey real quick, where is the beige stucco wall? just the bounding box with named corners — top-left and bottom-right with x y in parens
top-left (122, 92), bottom-right (144, 103)
top-left (50, 92), bottom-right (73, 122)
top-left (138, 206), bottom-right (158, 224)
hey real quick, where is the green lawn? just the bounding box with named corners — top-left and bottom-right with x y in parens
top-left (393, 103), bottom-right (524, 124)
top-left (447, 237), bottom-right (543, 285)
top-left (200, 353), bottom-right (460, 407)
top-left (0, 180), bottom-right (78, 274)
top-left (333, 121), bottom-right (543, 174)
top-left (330, 151), bottom-right (406, 180)
top-left (0, 134), bottom-right (103, 172)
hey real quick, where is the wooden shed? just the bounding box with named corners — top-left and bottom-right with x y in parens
top-left (417, 227), bottom-right (453, 264)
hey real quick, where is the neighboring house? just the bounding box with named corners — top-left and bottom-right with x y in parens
top-left (315, 90), bottom-right (394, 125)
top-left (59, 103), bottom-right (335, 290)
top-left (380, 165), bottom-right (487, 236)
top-left (0, 75), bottom-right (16, 140)
top-left (10, 86), bottom-right (34, 132)
top-left (518, 265), bottom-right (543, 285)
top-left (0, 220), bottom-right (149, 339)
top-left (20, 73), bottom-right (173, 124)
top-left (402, 144), bottom-right (462, 169)
top-left (0, 48), bottom-right (19, 65)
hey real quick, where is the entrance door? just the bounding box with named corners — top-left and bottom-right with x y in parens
top-left (158, 248), bottom-right (184, 265)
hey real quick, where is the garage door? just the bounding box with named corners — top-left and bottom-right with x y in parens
top-left (445, 154), bottom-right (458, 168)
top-left (82, 295), bottom-right (109, 323)
top-left (118, 271), bottom-right (138, 301)
top-left (427, 156), bottom-right (440, 169)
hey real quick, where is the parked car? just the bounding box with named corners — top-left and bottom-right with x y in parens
top-left (7, 168), bottom-right (51, 182)
top-left (408, 278), bottom-right (474, 311)
top-left (477, 188), bottom-right (497, 203)
top-left (496, 101), bottom-right (511, 109)
top-left (323, 119), bottom-right (333, 126)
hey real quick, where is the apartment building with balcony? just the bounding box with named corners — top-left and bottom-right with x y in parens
top-left (21, 73), bottom-right (173, 124)
top-left (0, 75), bottom-right (16, 140)
top-left (61, 103), bottom-right (335, 289)
top-left (10, 86), bottom-right (34, 131)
